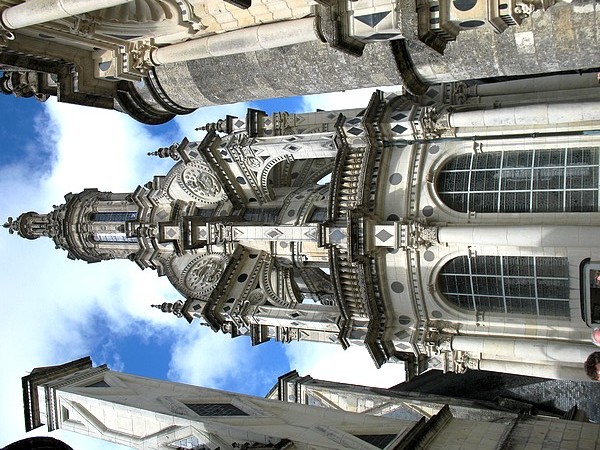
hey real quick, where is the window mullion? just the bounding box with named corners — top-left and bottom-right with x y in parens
top-left (467, 256), bottom-right (477, 311)
top-left (529, 148), bottom-right (535, 213)
top-left (563, 147), bottom-right (568, 212)
top-left (467, 154), bottom-right (474, 213)
top-left (500, 256), bottom-right (507, 313)
top-left (497, 150), bottom-right (504, 212)
top-left (532, 256), bottom-right (540, 315)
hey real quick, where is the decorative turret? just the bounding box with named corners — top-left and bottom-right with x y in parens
top-left (4, 209), bottom-right (62, 240)
top-left (6, 189), bottom-right (141, 263)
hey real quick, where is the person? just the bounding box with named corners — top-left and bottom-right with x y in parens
top-left (593, 327), bottom-right (600, 347)
top-left (584, 351), bottom-right (600, 381)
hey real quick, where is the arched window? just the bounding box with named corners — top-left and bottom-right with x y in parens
top-left (91, 212), bottom-right (138, 222)
top-left (439, 255), bottom-right (570, 317)
top-left (436, 147), bottom-right (599, 213)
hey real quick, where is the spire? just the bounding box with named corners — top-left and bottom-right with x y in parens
top-left (151, 300), bottom-right (184, 318)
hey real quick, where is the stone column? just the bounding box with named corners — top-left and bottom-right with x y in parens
top-left (479, 359), bottom-right (590, 381)
top-left (448, 101), bottom-right (600, 129)
top-left (437, 225), bottom-right (599, 249)
top-left (1, 0), bottom-right (133, 29)
top-left (470, 72), bottom-right (600, 97)
top-left (452, 335), bottom-right (596, 366)
top-left (152, 18), bottom-right (317, 65)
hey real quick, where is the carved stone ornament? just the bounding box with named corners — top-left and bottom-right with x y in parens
top-left (178, 162), bottom-right (227, 203)
top-left (514, 0), bottom-right (559, 19)
top-left (71, 15), bottom-right (97, 36)
top-left (281, 327), bottom-right (299, 343)
top-left (129, 41), bottom-right (155, 72)
top-left (433, 333), bottom-right (453, 353)
top-left (410, 222), bottom-right (439, 249)
top-left (181, 253), bottom-right (228, 295)
top-left (247, 289), bottom-right (267, 306)
top-left (419, 107), bottom-right (452, 139)
top-left (454, 351), bottom-right (480, 374)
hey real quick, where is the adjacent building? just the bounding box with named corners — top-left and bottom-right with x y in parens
top-left (6, 70), bottom-right (600, 381)
top-left (22, 357), bottom-right (600, 449)
top-left (1, 0), bottom-right (599, 123)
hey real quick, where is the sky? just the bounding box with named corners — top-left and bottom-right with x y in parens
top-left (0, 87), bottom-right (406, 448)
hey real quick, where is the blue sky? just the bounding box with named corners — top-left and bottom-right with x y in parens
top-left (0, 87), bottom-right (405, 449)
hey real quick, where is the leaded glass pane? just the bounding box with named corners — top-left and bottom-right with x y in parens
top-left (505, 297), bottom-right (537, 315)
top-left (444, 154), bottom-right (471, 170)
top-left (537, 279), bottom-right (570, 299)
top-left (566, 190), bottom-right (597, 212)
top-left (568, 148), bottom-right (597, 165)
top-left (473, 152), bottom-right (501, 169)
top-left (504, 151), bottom-right (532, 168)
top-left (501, 168), bottom-right (531, 190)
top-left (503, 257), bottom-right (534, 277)
top-left (469, 192), bottom-right (498, 213)
top-left (565, 167), bottom-right (596, 189)
top-left (533, 168), bottom-right (563, 190)
top-left (474, 296), bottom-right (504, 313)
top-left (441, 256), bottom-right (470, 274)
top-left (504, 277), bottom-right (536, 298)
top-left (535, 257), bottom-right (569, 277)
top-left (472, 276), bottom-right (503, 295)
top-left (470, 256), bottom-right (501, 276)
top-left (535, 149), bottom-right (564, 167)
top-left (532, 191), bottom-right (562, 212)
top-left (440, 193), bottom-right (468, 212)
top-left (472, 170), bottom-right (499, 191)
top-left (500, 192), bottom-right (530, 213)
top-left (439, 274), bottom-right (472, 295)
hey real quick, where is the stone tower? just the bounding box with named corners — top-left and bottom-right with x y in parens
top-left (7, 71), bottom-right (600, 381)
top-left (0, 0), bottom-right (599, 123)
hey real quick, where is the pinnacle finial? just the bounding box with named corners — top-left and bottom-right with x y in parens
top-left (151, 300), bottom-right (184, 318)
top-left (3, 216), bottom-right (15, 234)
top-left (148, 143), bottom-right (180, 161)
top-left (195, 118), bottom-right (226, 134)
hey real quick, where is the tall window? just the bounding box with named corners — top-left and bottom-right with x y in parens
top-left (436, 148), bottom-right (599, 213)
top-left (93, 233), bottom-right (137, 243)
top-left (439, 255), bottom-right (570, 317)
top-left (91, 212), bottom-right (138, 222)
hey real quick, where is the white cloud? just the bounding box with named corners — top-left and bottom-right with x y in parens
top-left (300, 86), bottom-right (401, 113)
top-left (0, 100), bottom-right (182, 448)
top-left (168, 326), bottom-right (248, 387)
top-left (285, 342), bottom-right (405, 388)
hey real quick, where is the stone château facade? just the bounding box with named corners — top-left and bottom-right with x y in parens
top-left (22, 357), bottom-right (600, 449)
top-left (7, 70), bottom-right (600, 381)
top-left (1, 0), bottom-right (599, 123)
